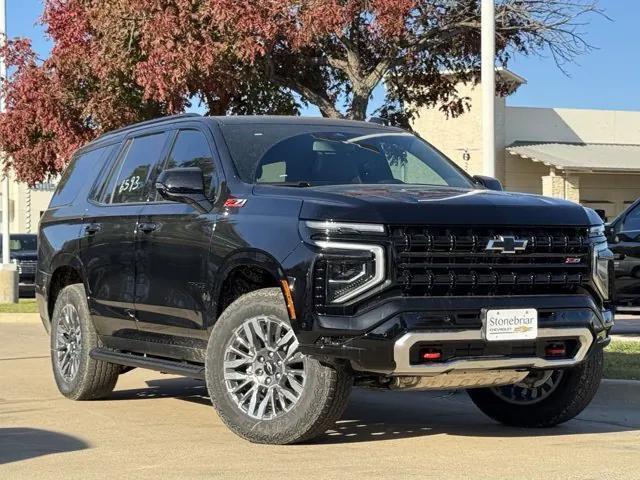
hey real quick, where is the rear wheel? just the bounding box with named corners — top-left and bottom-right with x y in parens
top-left (50, 283), bottom-right (120, 400)
top-left (467, 348), bottom-right (603, 427)
top-left (206, 288), bottom-right (352, 444)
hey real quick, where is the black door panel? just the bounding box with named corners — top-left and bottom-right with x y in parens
top-left (133, 127), bottom-right (220, 346)
top-left (134, 203), bottom-right (214, 340)
top-left (80, 204), bottom-right (142, 337)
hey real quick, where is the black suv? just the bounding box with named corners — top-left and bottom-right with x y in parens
top-left (37, 114), bottom-right (614, 444)
top-left (2, 233), bottom-right (38, 296)
top-left (607, 197), bottom-right (640, 311)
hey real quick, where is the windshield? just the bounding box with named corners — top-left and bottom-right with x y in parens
top-left (220, 124), bottom-right (473, 188)
top-left (0, 235), bottom-right (37, 252)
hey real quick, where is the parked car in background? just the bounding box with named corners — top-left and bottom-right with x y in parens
top-left (0, 233), bottom-right (38, 297)
top-left (607, 198), bottom-right (640, 312)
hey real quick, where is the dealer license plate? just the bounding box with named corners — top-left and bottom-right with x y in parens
top-left (483, 308), bottom-right (538, 341)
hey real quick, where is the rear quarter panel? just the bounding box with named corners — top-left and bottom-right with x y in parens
top-left (36, 205), bottom-right (86, 326)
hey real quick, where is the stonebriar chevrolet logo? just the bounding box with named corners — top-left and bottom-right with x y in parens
top-left (485, 236), bottom-right (528, 254)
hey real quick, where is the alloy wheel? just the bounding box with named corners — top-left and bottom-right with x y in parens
top-left (223, 315), bottom-right (307, 420)
top-left (492, 369), bottom-right (564, 405)
top-left (54, 304), bottom-right (83, 382)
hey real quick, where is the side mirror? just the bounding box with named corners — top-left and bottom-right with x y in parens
top-left (156, 168), bottom-right (212, 213)
top-left (473, 175), bottom-right (503, 191)
top-left (605, 223), bottom-right (614, 239)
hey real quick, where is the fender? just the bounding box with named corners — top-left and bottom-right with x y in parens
top-left (208, 248), bottom-right (290, 329)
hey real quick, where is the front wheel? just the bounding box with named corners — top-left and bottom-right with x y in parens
top-left (467, 348), bottom-right (603, 427)
top-left (205, 288), bottom-right (352, 444)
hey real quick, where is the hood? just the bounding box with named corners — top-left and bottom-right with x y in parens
top-left (253, 184), bottom-right (599, 226)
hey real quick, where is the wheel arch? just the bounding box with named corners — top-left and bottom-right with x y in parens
top-left (211, 249), bottom-right (293, 327)
top-left (46, 254), bottom-right (88, 324)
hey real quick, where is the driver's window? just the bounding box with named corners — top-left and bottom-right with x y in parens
top-left (164, 129), bottom-right (215, 193)
top-left (622, 205), bottom-right (640, 231)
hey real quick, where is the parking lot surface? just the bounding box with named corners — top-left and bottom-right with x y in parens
top-left (2, 321), bottom-right (640, 480)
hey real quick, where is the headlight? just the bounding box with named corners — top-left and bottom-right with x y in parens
top-left (314, 241), bottom-right (385, 304)
top-left (592, 242), bottom-right (613, 300)
top-left (11, 258), bottom-right (21, 274)
top-left (304, 221), bottom-right (385, 235)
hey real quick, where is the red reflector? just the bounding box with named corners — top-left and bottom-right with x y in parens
top-left (224, 198), bottom-right (247, 208)
top-left (422, 351), bottom-right (442, 361)
top-left (545, 345), bottom-right (566, 357)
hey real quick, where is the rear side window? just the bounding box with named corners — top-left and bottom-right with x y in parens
top-left (50, 145), bottom-right (113, 207)
top-left (110, 132), bottom-right (169, 204)
top-left (164, 130), bottom-right (215, 193)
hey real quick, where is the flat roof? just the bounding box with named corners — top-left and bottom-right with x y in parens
top-left (507, 141), bottom-right (640, 172)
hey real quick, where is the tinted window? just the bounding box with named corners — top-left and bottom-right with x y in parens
top-left (0, 235), bottom-right (37, 253)
top-left (50, 145), bottom-right (113, 207)
top-left (164, 130), bottom-right (215, 193)
top-left (623, 205), bottom-right (640, 231)
top-left (111, 132), bottom-right (169, 204)
top-left (221, 125), bottom-right (472, 188)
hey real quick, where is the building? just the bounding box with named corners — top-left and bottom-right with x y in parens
top-left (411, 69), bottom-right (640, 220)
top-left (0, 174), bottom-right (56, 234)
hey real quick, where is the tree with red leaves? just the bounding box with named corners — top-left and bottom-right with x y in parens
top-left (0, 0), bottom-right (600, 183)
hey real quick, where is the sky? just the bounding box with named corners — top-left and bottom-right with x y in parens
top-left (7, 0), bottom-right (640, 114)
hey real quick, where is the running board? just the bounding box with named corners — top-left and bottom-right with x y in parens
top-left (90, 348), bottom-right (205, 380)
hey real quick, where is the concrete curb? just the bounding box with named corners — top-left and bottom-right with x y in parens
top-left (0, 312), bottom-right (41, 324)
top-left (601, 378), bottom-right (640, 385)
top-left (610, 335), bottom-right (640, 342)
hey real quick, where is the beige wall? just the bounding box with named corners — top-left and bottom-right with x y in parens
top-left (0, 176), bottom-right (55, 234)
top-left (503, 106), bottom-right (640, 218)
top-left (413, 96), bottom-right (640, 220)
top-left (580, 173), bottom-right (640, 220)
top-left (505, 107), bottom-right (640, 145)
top-left (411, 81), bottom-right (507, 181)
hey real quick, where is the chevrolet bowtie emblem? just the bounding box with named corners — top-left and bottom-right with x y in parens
top-left (485, 235), bottom-right (528, 254)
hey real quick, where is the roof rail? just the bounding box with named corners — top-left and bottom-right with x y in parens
top-left (101, 113), bottom-right (202, 138)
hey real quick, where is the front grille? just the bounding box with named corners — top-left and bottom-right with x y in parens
top-left (390, 226), bottom-right (591, 296)
top-left (18, 260), bottom-right (37, 275)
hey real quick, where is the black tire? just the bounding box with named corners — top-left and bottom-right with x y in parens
top-left (467, 348), bottom-right (603, 428)
top-left (50, 283), bottom-right (120, 400)
top-left (205, 288), bottom-right (352, 444)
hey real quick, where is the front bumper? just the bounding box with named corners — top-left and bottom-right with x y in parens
top-left (298, 295), bottom-right (613, 376)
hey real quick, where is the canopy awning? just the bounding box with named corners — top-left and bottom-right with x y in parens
top-left (506, 141), bottom-right (640, 172)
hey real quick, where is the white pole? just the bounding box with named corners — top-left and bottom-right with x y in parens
top-left (0, 0), bottom-right (9, 266)
top-left (0, 0), bottom-right (16, 304)
top-left (481, 0), bottom-right (495, 178)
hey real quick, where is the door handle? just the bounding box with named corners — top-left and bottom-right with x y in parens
top-left (84, 223), bottom-right (101, 235)
top-left (138, 222), bottom-right (159, 234)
